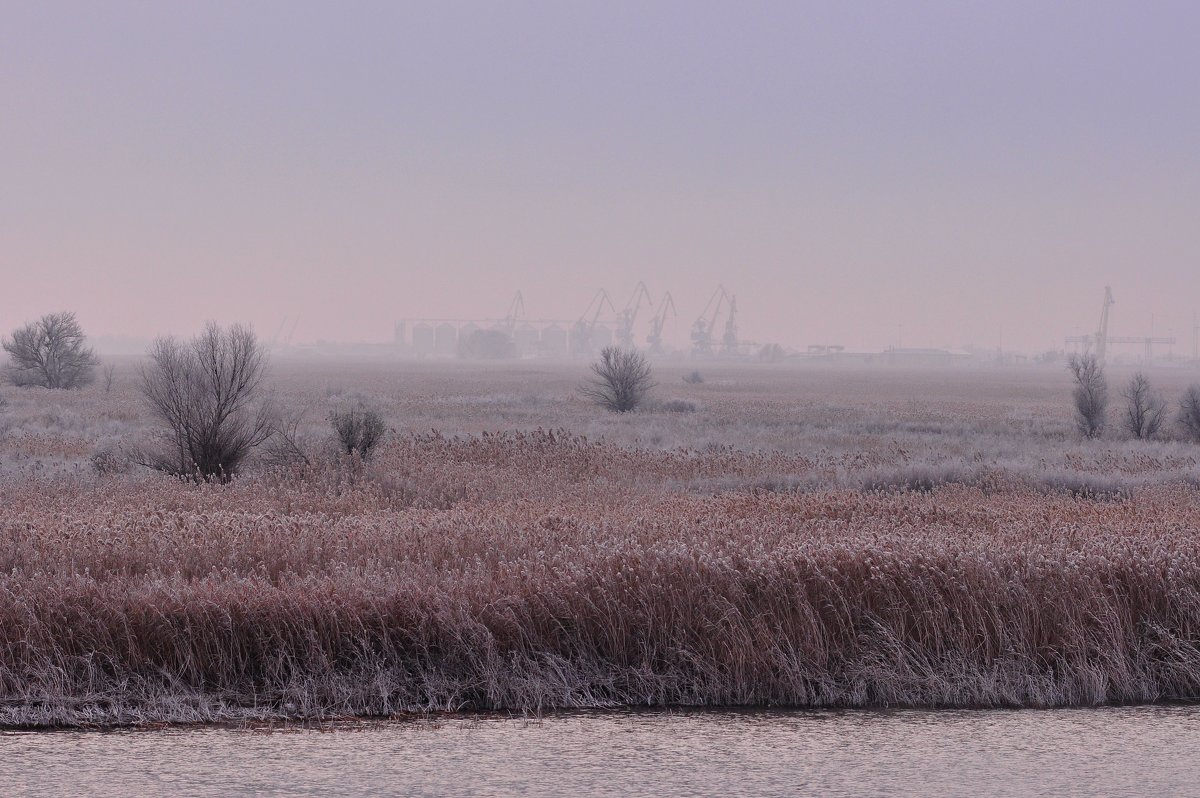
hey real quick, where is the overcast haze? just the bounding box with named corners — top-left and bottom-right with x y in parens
top-left (3, 1), bottom-right (1198, 354)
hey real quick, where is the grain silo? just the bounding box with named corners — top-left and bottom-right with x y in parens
top-left (411, 323), bottom-right (435, 356)
top-left (434, 323), bottom-right (457, 356)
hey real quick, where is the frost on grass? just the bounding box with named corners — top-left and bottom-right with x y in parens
top-left (4, 364), bottom-right (1200, 727)
top-left (4, 430), bottom-right (1200, 726)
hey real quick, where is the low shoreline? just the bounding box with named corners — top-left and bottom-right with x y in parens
top-left (8, 699), bottom-right (1200, 733)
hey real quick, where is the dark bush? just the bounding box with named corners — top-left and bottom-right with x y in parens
top-left (330, 406), bottom-right (387, 458)
top-left (140, 322), bottom-right (272, 482)
top-left (580, 346), bottom-right (655, 413)
top-left (1067, 354), bottom-right (1107, 439)
top-left (1121, 372), bottom-right (1166, 440)
top-left (1179, 386), bottom-right (1200, 443)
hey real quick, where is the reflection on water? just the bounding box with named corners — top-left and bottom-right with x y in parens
top-left (1, 705), bottom-right (1196, 797)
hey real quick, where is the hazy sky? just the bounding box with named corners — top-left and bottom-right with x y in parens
top-left (3, 2), bottom-right (1198, 354)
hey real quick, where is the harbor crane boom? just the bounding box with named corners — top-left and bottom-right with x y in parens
top-left (1064, 286), bottom-right (1175, 364)
top-left (691, 285), bottom-right (731, 356)
top-left (617, 282), bottom-right (652, 348)
top-left (502, 291), bottom-right (525, 336)
top-left (646, 292), bottom-right (676, 354)
top-left (571, 289), bottom-right (616, 355)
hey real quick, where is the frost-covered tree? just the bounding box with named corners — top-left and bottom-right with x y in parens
top-left (140, 322), bottom-right (272, 482)
top-left (2, 312), bottom-right (99, 389)
top-left (581, 346), bottom-right (655, 413)
top-left (1067, 354), bottom-right (1107, 439)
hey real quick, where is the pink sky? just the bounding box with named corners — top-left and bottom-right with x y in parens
top-left (2, 2), bottom-right (1198, 354)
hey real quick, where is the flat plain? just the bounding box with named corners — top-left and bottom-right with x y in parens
top-left (2, 359), bottom-right (1200, 726)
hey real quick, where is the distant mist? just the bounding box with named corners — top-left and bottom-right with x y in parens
top-left (3, 3), bottom-right (1198, 356)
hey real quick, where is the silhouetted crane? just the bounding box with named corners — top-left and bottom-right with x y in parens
top-left (571, 289), bottom-right (615, 356)
top-left (501, 291), bottom-right (525, 336)
top-left (646, 292), bottom-right (676, 354)
top-left (617, 282), bottom-right (652, 348)
top-left (691, 285), bottom-right (731, 356)
top-left (721, 294), bottom-right (739, 355)
top-left (1065, 286), bottom-right (1175, 364)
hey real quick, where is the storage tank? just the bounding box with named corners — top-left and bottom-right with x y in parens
top-left (434, 323), bottom-right (457, 356)
top-left (540, 324), bottom-right (569, 357)
top-left (513, 324), bottom-right (539, 357)
top-left (592, 324), bottom-right (614, 349)
top-left (411, 323), bottom-right (435, 356)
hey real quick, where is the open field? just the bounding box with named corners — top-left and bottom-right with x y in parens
top-left (2, 360), bottom-right (1200, 726)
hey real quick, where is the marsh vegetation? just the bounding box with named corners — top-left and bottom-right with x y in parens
top-left (3, 355), bottom-right (1200, 726)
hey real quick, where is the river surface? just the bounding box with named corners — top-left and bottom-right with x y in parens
top-left (2, 705), bottom-right (1197, 797)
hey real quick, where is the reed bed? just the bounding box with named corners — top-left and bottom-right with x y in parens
top-left (2, 428), bottom-right (1200, 726)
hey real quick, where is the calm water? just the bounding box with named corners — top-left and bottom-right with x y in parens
top-left (2, 705), bottom-right (1197, 797)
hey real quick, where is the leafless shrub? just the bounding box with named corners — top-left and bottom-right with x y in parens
top-left (330, 406), bottom-right (387, 458)
top-left (683, 370), bottom-right (705, 385)
top-left (102, 363), bottom-right (116, 393)
top-left (264, 410), bottom-right (314, 469)
top-left (1067, 354), bottom-right (1107, 439)
top-left (580, 346), bottom-right (655, 413)
top-left (139, 322), bottom-right (272, 482)
top-left (2, 312), bottom-right (99, 389)
top-left (1121, 372), bottom-right (1166, 440)
top-left (657, 398), bottom-right (697, 413)
top-left (1179, 386), bottom-right (1200, 443)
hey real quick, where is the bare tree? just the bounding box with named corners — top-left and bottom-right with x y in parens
top-left (2, 312), bottom-right (99, 389)
top-left (102, 363), bottom-right (116, 393)
top-left (1179, 385), bottom-right (1200, 443)
top-left (139, 322), bottom-right (272, 482)
top-left (264, 410), bottom-right (314, 469)
top-left (1067, 354), bottom-right (1107, 439)
top-left (1121, 372), bottom-right (1166, 440)
top-left (330, 406), bottom-right (387, 458)
top-left (580, 346), bottom-right (655, 412)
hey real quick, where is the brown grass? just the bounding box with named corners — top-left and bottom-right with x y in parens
top-left (2, 428), bottom-right (1200, 726)
top-left (1, 362), bottom-right (1199, 726)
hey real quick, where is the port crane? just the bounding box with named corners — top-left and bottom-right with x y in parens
top-left (270, 316), bottom-right (290, 349)
top-left (617, 282), bottom-right (652, 349)
top-left (1065, 286), bottom-right (1175, 364)
top-left (691, 285), bottom-right (732, 356)
top-left (646, 292), bottom-right (676, 354)
top-left (721, 294), bottom-right (739, 355)
top-left (500, 291), bottom-right (525, 337)
top-left (271, 315), bottom-right (300, 350)
top-left (571, 289), bottom-right (615, 355)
